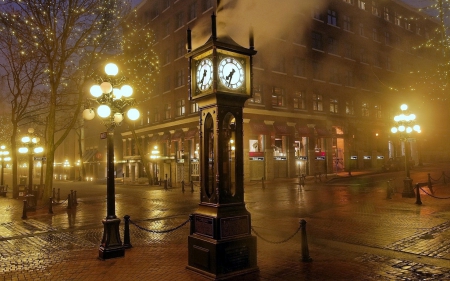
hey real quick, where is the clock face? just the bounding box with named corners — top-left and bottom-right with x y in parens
top-left (218, 57), bottom-right (245, 90)
top-left (196, 58), bottom-right (213, 92)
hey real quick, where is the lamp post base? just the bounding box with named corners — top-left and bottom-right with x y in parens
top-left (98, 217), bottom-right (124, 260)
top-left (401, 177), bottom-right (415, 198)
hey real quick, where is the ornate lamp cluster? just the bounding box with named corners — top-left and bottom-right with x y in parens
top-left (390, 104), bottom-right (421, 139)
top-left (83, 63), bottom-right (140, 127)
top-left (19, 128), bottom-right (43, 155)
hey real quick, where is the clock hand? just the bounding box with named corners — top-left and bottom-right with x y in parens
top-left (199, 69), bottom-right (207, 89)
top-left (225, 68), bottom-right (235, 86)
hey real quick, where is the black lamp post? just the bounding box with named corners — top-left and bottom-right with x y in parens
top-left (83, 62), bottom-right (140, 260)
top-left (19, 128), bottom-right (43, 195)
top-left (391, 104), bottom-right (421, 198)
top-left (0, 145), bottom-right (11, 186)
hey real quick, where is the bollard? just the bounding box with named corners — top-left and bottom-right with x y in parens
top-left (261, 177), bottom-right (265, 189)
top-left (190, 181), bottom-right (194, 192)
top-left (74, 191), bottom-right (78, 205)
top-left (300, 219), bottom-right (312, 262)
top-left (443, 171), bottom-right (447, 185)
top-left (57, 188), bottom-right (60, 202)
top-left (21, 200), bottom-right (28, 219)
top-left (123, 215), bottom-right (133, 249)
top-left (52, 188), bottom-right (56, 200)
top-left (415, 183), bottom-right (422, 205)
top-left (67, 194), bottom-right (72, 209)
top-left (49, 197), bottom-right (53, 214)
top-left (189, 214), bottom-right (195, 235)
top-left (386, 181), bottom-right (392, 199)
top-left (181, 181), bottom-right (185, 193)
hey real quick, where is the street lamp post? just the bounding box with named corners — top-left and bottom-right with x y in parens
top-left (18, 128), bottom-right (44, 195)
top-left (0, 145), bottom-right (11, 187)
top-left (83, 62), bottom-right (140, 260)
top-left (391, 104), bottom-right (421, 198)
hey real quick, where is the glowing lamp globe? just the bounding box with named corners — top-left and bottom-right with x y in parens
top-left (0, 145), bottom-right (4, 149)
top-left (121, 85), bottom-right (133, 97)
top-left (406, 127), bottom-right (412, 133)
top-left (100, 82), bottom-right (113, 94)
top-left (90, 85), bottom-right (102, 97)
top-left (19, 147), bottom-right (28, 153)
top-left (113, 88), bottom-right (122, 99)
top-left (127, 108), bottom-right (140, 120)
top-left (22, 136), bottom-right (30, 143)
top-left (413, 125), bottom-right (421, 132)
top-left (398, 125), bottom-right (405, 132)
top-left (409, 114), bottom-right (416, 121)
top-left (394, 115), bottom-right (400, 122)
top-left (391, 127), bottom-right (398, 133)
top-left (31, 137), bottom-right (40, 143)
top-left (105, 63), bottom-right (119, 76)
top-left (97, 105), bottom-right (111, 118)
top-left (34, 147), bottom-right (43, 153)
top-left (114, 113), bottom-right (124, 123)
top-left (83, 108), bottom-right (95, 120)
top-left (400, 104), bottom-right (408, 111)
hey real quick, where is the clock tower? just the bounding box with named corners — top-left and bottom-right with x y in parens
top-left (185, 14), bottom-right (258, 279)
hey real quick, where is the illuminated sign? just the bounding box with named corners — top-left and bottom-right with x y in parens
top-left (377, 156), bottom-right (384, 159)
top-left (363, 156), bottom-right (371, 160)
top-left (350, 156), bottom-right (357, 160)
top-left (315, 156), bottom-right (326, 160)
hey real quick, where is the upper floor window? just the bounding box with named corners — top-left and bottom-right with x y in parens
top-left (395, 13), bottom-right (401, 26)
top-left (175, 12), bottom-right (184, 29)
top-left (372, 1), bottom-right (379, 16)
top-left (163, 20), bottom-right (170, 37)
top-left (358, 0), bottom-right (366, 10)
top-left (191, 102), bottom-right (199, 113)
top-left (313, 93), bottom-right (323, 111)
top-left (272, 87), bottom-right (285, 107)
top-left (175, 69), bottom-right (185, 87)
top-left (250, 84), bottom-right (263, 104)
top-left (293, 91), bottom-right (306, 110)
top-left (154, 109), bottom-right (160, 122)
top-left (176, 99), bottom-right (185, 117)
top-left (343, 16), bottom-right (352, 31)
top-left (162, 0), bottom-right (170, 10)
top-left (383, 7), bottom-right (390, 21)
top-left (313, 7), bottom-right (324, 21)
top-left (374, 104), bottom-right (382, 119)
top-left (346, 101), bottom-right (354, 115)
top-left (312, 31), bottom-right (323, 50)
top-left (344, 70), bottom-right (354, 87)
top-left (176, 40), bottom-right (184, 58)
top-left (327, 10), bottom-right (337, 26)
top-left (164, 76), bottom-right (171, 92)
top-left (359, 23), bottom-right (365, 36)
top-left (405, 21), bottom-right (411, 31)
top-left (372, 28), bottom-right (378, 41)
top-left (273, 56), bottom-right (286, 73)
top-left (202, 0), bottom-right (213, 12)
top-left (164, 48), bottom-right (171, 64)
top-left (329, 66), bottom-right (340, 84)
top-left (330, 98), bottom-right (339, 113)
top-left (328, 37), bottom-right (339, 54)
top-left (344, 43), bottom-right (353, 59)
top-left (188, 2), bottom-right (197, 22)
top-left (312, 60), bottom-right (324, 80)
top-left (385, 31), bottom-right (391, 46)
top-left (360, 48), bottom-right (368, 63)
top-left (361, 102), bottom-right (370, 117)
top-left (343, 0), bottom-right (354, 4)
top-left (294, 57), bottom-right (306, 77)
top-left (164, 103), bottom-right (172, 119)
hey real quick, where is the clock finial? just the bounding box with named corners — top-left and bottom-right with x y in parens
top-left (211, 13), bottom-right (217, 41)
top-left (186, 28), bottom-right (192, 52)
top-left (249, 27), bottom-right (254, 50)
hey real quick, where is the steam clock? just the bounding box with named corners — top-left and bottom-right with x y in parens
top-left (185, 15), bottom-right (258, 279)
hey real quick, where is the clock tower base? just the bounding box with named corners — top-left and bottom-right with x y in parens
top-left (186, 204), bottom-right (258, 280)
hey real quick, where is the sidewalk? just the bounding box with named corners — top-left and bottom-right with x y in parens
top-left (1, 164), bottom-right (450, 280)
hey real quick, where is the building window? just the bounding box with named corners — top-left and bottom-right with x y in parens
top-left (151, 5), bottom-right (160, 19)
top-left (372, 28), bottom-right (378, 41)
top-left (294, 57), bottom-right (306, 77)
top-left (146, 110), bottom-right (151, 124)
top-left (359, 23), bottom-right (365, 36)
top-left (360, 48), bottom-right (368, 63)
top-left (274, 56), bottom-right (286, 73)
top-left (313, 7), bottom-right (323, 21)
top-left (358, 0), bottom-right (366, 10)
top-left (191, 102), bottom-right (199, 113)
top-left (374, 104), bottom-right (382, 118)
top-left (188, 2), bottom-right (197, 22)
top-left (374, 52), bottom-right (382, 67)
top-left (175, 12), bottom-right (184, 29)
top-left (272, 87), bottom-right (285, 107)
top-left (250, 84), bottom-right (263, 104)
top-left (164, 103), bottom-right (172, 119)
top-left (383, 7), bottom-right (389, 21)
top-left (327, 10), bottom-right (337, 26)
top-left (360, 73), bottom-right (368, 89)
top-left (405, 20), bottom-right (411, 31)
top-left (312, 31), bottom-right (323, 50)
top-left (372, 1), bottom-right (379, 16)
top-left (330, 98), bottom-right (339, 113)
top-left (386, 56), bottom-right (392, 70)
top-left (345, 70), bottom-right (354, 87)
top-left (343, 15), bottom-right (352, 31)
top-left (395, 13), bottom-right (401, 26)
top-left (202, 0), bottom-right (213, 12)
top-left (343, 0), bottom-right (353, 4)
top-left (313, 60), bottom-right (324, 80)
top-left (344, 43), bottom-right (353, 59)
top-left (176, 99), bottom-right (185, 117)
top-left (176, 41), bottom-right (184, 58)
top-left (164, 48), bottom-right (171, 65)
top-left (346, 101), bottom-right (354, 115)
top-left (361, 102), bottom-right (369, 117)
top-left (162, 0), bottom-right (170, 10)
top-left (293, 91), bottom-right (306, 110)
top-left (163, 20), bottom-right (170, 37)
top-left (154, 109), bottom-right (160, 122)
top-left (313, 93), bottom-right (323, 111)
top-left (328, 37), bottom-right (339, 54)
top-left (175, 69), bottom-right (184, 87)
top-left (329, 66), bottom-right (340, 84)
top-left (385, 31), bottom-right (390, 45)
top-left (164, 76), bottom-right (171, 92)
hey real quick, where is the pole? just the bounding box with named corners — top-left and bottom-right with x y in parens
top-left (1, 158), bottom-right (4, 186)
top-left (28, 152), bottom-right (33, 194)
top-left (106, 129), bottom-right (116, 219)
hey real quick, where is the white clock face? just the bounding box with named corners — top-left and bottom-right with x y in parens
top-left (196, 58), bottom-right (213, 92)
top-left (218, 57), bottom-right (244, 90)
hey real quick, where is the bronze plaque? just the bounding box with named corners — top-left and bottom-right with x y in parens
top-left (220, 215), bottom-right (249, 238)
top-left (195, 215), bottom-right (214, 238)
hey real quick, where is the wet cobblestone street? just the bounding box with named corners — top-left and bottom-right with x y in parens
top-left (1, 164), bottom-right (450, 280)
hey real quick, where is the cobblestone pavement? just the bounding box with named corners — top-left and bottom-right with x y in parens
top-left (1, 163), bottom-right (450, 280)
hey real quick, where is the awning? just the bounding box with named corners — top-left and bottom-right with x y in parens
top-left (249, 121), bottom-right (272, 135)
top-left (171, 130), bottom-right (184, 141)
top-left (273, 123), bottom-right (290, 135)
top-left (184, 129), bottom-right (198, 139)
top-left (315, 127), bottom-right (332, 137)
top-left (297, 126), bottom-right (313, 137)
top-left (82, 149), bottom-right (97, 162)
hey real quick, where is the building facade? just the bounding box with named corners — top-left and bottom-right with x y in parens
top-left (115, 0), bottom-right (439, 185)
